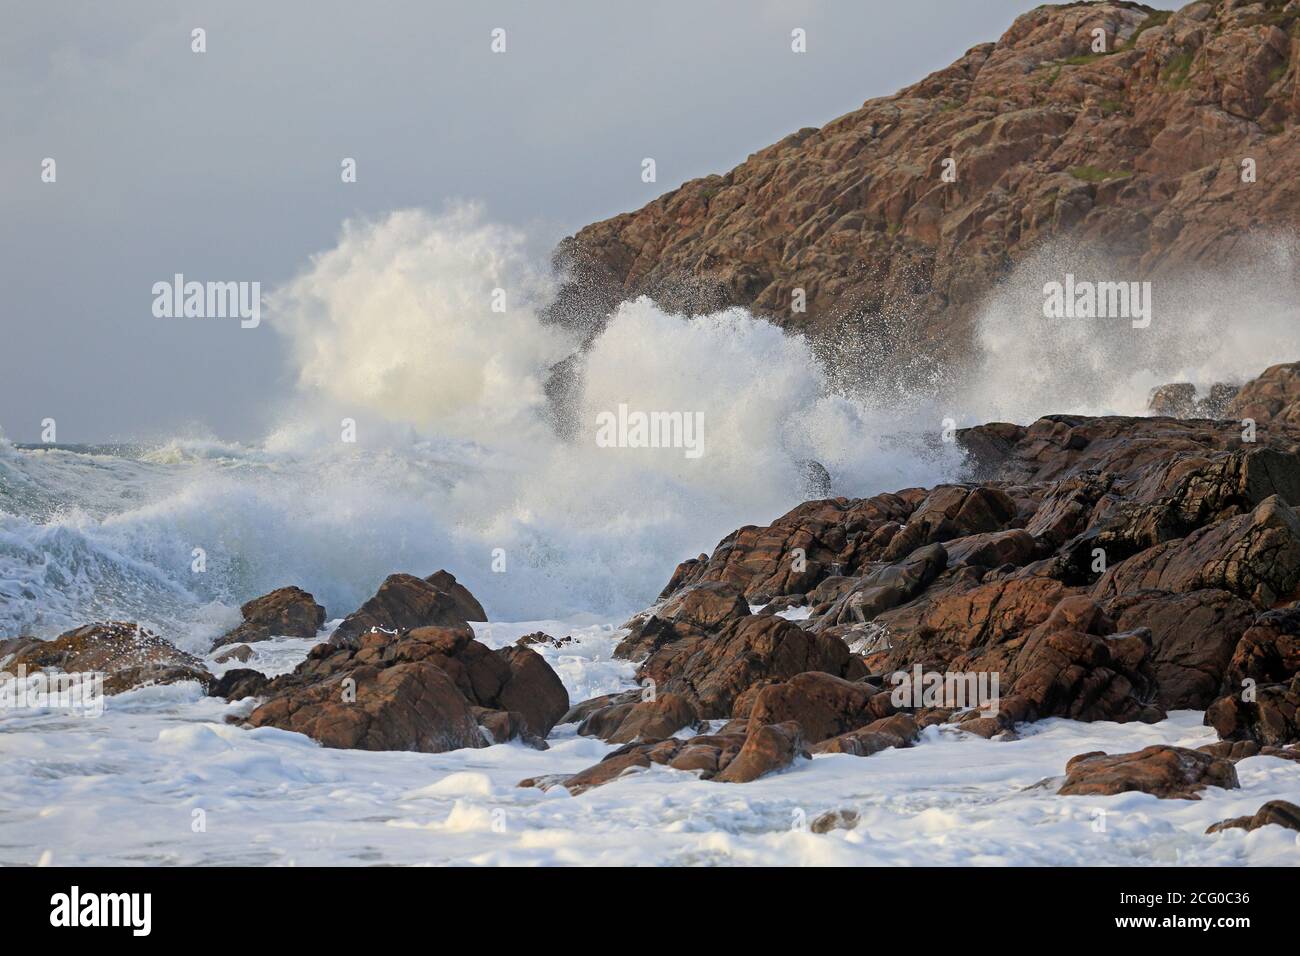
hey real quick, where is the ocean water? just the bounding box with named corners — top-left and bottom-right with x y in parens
top-left (6, 209), bottom-right (1299, 646)
top-left (2, 208), bottom-right (1299, 866)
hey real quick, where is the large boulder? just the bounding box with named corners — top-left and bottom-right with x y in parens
top-left (247, 660), bottom-right (486, 753)
top-left (212, 586), bottom-right (326, 648)
top-left (714, 721), bottom-right (810, 783)
top-left (331, 570), bottom-right (487, 647)
top-left (653, 493), bottom-right (918, 603)
top-left (743, 671), bottom-right (880, 743)
top-left (1057, 746), bottom-right (1239, 799)
top-left (574, 692), bottom-right (701, 744)
top-left (615, 581), bottom-right (749, 660)
top-left (1222, 606), bottom-right (1300, 688)
top-left (492, 645), bottom-right (571, 738)
top-left (814, 544), bottom-right (947, 629)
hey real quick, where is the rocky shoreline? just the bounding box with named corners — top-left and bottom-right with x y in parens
top-left (6, 361), bottom-right (1300, 839)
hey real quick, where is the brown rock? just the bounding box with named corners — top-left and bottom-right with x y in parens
top-left (810, 809), bottom-right (860, 834)
top-left (615, 581), bottom-right (750, 659)
top-left (213, 586), bottom-right (325, 648)
top-left (640, 614), bottom-right (862, 718)
top-left (6, 622), bottom-right (211, 695)
top-left (715, 721), bottom-right (810, 783)
top-left (331, 570), bottom-right (487, 647)
top-left (576, 692), bottom-right (701, 744)
top-left (493, 645), bottom-right (570, 738)
top-left (1206, 800), bottom-right (1300, 835)
top-left (207, 668), bottom-right (270, 701)
top-left (247, 661), bottom-right (487, 753)
top-left (745, 672), bottom-right (877, 743)
top-left (1095, 495), bottom-right (1300, 608)
top-left (244, 585), bottom-right (569, 752)
top-left (1058, 745), bottom-right (1240, 799)
top-left (1225, 362), bottom-right (1300, 429)
top-left (1205, 674), bottom-right (1300, 746)
top-left (556, 4), bottom-right (1300, 373)
top-left (1105, 589), bottom-right (1256, 709)
top-left (1223, 605), bottom-right (1300, 688)
top-left (213, 643), bottom-right (255, 664)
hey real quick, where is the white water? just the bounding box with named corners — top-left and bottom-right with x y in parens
top-left (2, 208), bottom-right (1299, 867)
top-left (0, 207), bottom-right (963, 644)
top-left (2, 621), bottom-right (1295, 866)
top-left (2, 210), bottom-right (1298, 649)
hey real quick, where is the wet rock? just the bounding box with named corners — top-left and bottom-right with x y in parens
top-left (577, 692), bottom-right (702, 744)
top-left (1222, 605), bottom-right (1300, 688)
top-left (1206, 800), bottom-right (1300, 835)
top-left (810, 809), bottom-right (860, 834)
top-left (1105, 589), bottom-right (1255, 710)
top-left (473, 708), bottom-right (549, 749)
top-left (1057, 745), bottom-right (1239, 799)
top-left (245, 577), bottom-right (569, 753)
top-left (208, 668), bottom-right (270, 701)
top-left (493, 645), bottom-right (570, 738)
top-left (1205, 674), bottom-right (1300, 746)
top-left (639, 614), bottom-right (863, 719)
top-left (615, 581), bottom-right (750, 660)
top-left (6, 622), bottom-right (211, 695)
top-left (247, 661), bottom-right (486, 753)
top-left (1225, 362), bottom-right (1300, 429)
top-left (213, 643), bottom-right (255, 664)
top-left (515, 632), bottom-right (573, 649)
top-left (331, 570), bottom-right (487, 647)
top-left (212, 586), bottom-right (325, 648)
top-left (715, 721), bottom-right (810, 783)
top-left (1095, 495), bottom-right (1300, 608)
top-left (744, 672), bottom-right (879, 743)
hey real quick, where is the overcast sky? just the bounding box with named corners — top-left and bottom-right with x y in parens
top-left (0, 0), bottom-right (1176, 443)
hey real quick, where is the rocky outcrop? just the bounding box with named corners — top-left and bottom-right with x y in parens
top-left (2, 622), bottom-right (211, 695)
top-left (634, 359), bottom-right (1300, 743)
top-left (212, 586), bottom-right (325, 648)
top-left (1093, 495), bottom-right (1300, 608)
top-left (1057, 745), bottom-right (1240, 799)
top-left (330, 570), bottom-right (487, 647)
top-left (243, 574), bottom-right (568, 753)
top-left (556, 1), bottom-right (1300, 363)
